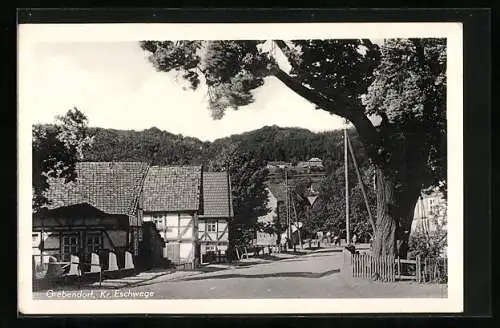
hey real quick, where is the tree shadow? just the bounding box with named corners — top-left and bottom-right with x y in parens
top-left (197, 265), bottom-right (233, 273)
top-left (179, 268), bottom-right (341, 281)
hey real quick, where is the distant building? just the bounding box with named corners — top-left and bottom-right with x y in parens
top-left (412, 191), bottom-right (446, 233)
top-left (266, 161), bottom-right (292, 171)
top-left (296, 158), bottom-right (324, 171)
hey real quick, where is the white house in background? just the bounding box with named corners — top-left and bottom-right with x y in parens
top-left (412, 191), bottom-right (447, 233)
top-left (297, 157), bottom-right (324, 171)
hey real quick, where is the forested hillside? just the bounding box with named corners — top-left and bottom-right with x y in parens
top-left (82, 125), bottom-right (369, 170)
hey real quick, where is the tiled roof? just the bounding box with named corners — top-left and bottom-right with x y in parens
top-left (143, 166), bottom-right (202, 212)
top-left (266, 182), bottom-right (287, 203)
top-left (44, 162), bottom-right (149, 216)
top-left (265, 180), bottom-right (321, 203)
top-left (201, 172), bottom-right (233, 218)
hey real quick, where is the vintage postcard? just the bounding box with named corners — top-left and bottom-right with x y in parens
top-left (18, 21), bottom-right (463, 314)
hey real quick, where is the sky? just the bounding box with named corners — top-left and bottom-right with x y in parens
top-left (19, 41), bottom-right (345, 142)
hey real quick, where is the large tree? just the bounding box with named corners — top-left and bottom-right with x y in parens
top-left (32, 107), bottom-right (94, 212)
top-left (139, 38), bottom-right (446, 257)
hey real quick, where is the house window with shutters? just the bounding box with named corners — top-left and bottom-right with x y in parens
top-left (62, 233), bottom-right (79, 261)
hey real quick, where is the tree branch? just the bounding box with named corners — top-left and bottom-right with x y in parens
top-left (273, 67), bottom-right (383, 164)
top-left (273, 68), bottom-right (344, 116)
top-left (273, 40), bottom-right (293, 56)
top-left (272, 40), bottom-right (384, 163)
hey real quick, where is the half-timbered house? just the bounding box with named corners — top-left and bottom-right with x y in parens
top-left (197, 172), bottom-right (233, 263)
top-left (142, 166), bottom-right (202, 267)
top-left (32, 162), bottom-right (149, 271)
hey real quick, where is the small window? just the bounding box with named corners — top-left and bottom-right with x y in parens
top-left (62, 234), bottom-right (79, 261)
top-left (207, 221), bottom-right (216, 232)
top-left (86, 233), bottom-right (101, 255)
top-left (153, 216), bottom-right (164, 228)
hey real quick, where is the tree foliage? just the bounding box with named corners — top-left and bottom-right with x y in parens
top-left (362, 39), bottom-right (447, 190)
top-left (304, 164), bottom-right (376, 242)
top-left (207, 143), bottom-right (270, 248)
top-left (85, 126), bottom-right (209, 166)
top-left (32, 108), bottom-right (94, 211)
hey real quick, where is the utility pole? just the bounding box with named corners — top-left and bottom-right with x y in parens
top-left (344, 120), bottom-right (350, 245)
top-left (347, 133), bottom-right (376, 233)
top-left (285, 169), bottom-right (291, 245)
top-left (292, 195), bottom-right (302, 249)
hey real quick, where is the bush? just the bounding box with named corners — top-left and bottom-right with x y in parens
top-left (409, 229), bottom-right (447, 259)
top-left (409, 194), bottom-right (447, 259)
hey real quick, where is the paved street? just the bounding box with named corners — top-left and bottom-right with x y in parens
top-left (34, 247), bottom-right (447, 299)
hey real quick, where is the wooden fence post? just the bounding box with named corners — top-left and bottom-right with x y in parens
top-left (379, 256), bottom-right (383, 280)
top-left (362, 254), bottom-right (365, 278)
top-left (388, 255), bottom-right (392, 282)
top-left (354, 254), bottom-right (358, 278)
top-left (363, 254), bottom-right (370, 279)
top-left (416, 256), bottom-right (421, 283)
top-left (396, 257), bottom-right (401, 280)
top-left (373, 255), bottom-right (375, 280)
top-left (353, 254), bottom-right (356, 277)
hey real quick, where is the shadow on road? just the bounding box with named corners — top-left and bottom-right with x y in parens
top-left (179, 268), bottom-right (341, 281)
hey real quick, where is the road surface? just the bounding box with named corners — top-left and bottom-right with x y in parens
top-left (34, 248), bottom-right (447, 299)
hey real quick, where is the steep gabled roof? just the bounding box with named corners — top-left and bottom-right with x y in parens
top-left (266, 182), bottom-right (287, 203)
top-left (143, 165), bottom-right (202, 212)
top-left (44, 162), bottom-right (149, 216)
top-left (200, 171), bottom-right (233, 218)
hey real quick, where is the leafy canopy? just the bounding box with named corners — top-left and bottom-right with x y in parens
top-left (32, 107), bottom-right (94, 211)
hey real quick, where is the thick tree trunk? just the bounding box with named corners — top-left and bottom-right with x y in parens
top-left (372, 168), bottom-right (421, 258)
